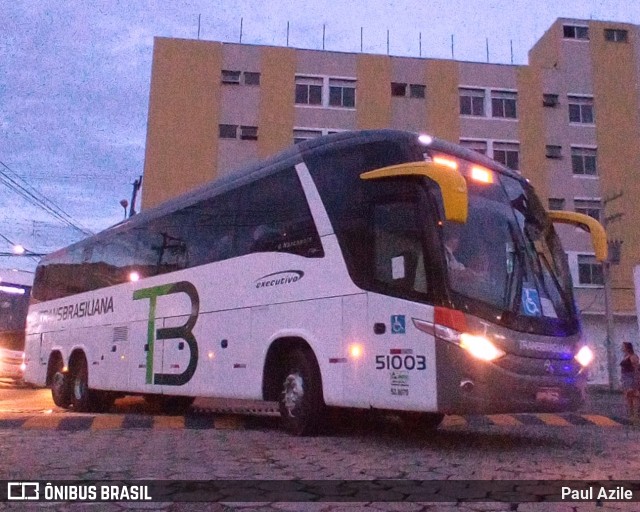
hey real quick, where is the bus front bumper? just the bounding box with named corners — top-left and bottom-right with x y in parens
top-left (435, 343), bottom-right (586, 415)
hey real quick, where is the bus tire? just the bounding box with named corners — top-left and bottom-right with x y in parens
top-left (51, 370), bottom-right (72, 408)
top-left (278, 348), bottom-right (324, 436)
top-left (70, 356), bottom-right (95, 412)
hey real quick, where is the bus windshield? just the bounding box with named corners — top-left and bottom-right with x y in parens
top-left (442, 163), bottom-right (576, 335)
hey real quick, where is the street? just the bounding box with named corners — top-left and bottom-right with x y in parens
top-left (0, 384), bottom-right (638, 511)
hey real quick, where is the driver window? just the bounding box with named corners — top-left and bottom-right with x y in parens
top-left (373, 201), bottom-right (428, 295)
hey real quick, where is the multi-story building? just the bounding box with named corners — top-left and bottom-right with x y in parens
top-left (141, 18), bottom-right (640, 385)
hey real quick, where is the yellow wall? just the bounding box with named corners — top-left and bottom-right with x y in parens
top-left (356, 55), bottom-right (391, 129)
top-left (258, 47), bottom-right (296, 158)
top-left (142, 38), bottom-right (222, 210)
top-left (424, 60), bottom-right (460, 142)
top-left (517, 66), bottom-right (548, 200)
top-left (590, 21), bottom-right (640, 313)
top-left (529, 20), bottom-right (562, 70)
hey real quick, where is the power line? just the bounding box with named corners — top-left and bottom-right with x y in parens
top-left (0, 160), bottom-right (93, 236)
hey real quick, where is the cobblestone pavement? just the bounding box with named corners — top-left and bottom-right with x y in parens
top-left (0, 386), bottom-right (638, 511)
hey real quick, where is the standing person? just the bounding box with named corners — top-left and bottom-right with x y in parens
top-left (620, 342), bottom-right (640, 419)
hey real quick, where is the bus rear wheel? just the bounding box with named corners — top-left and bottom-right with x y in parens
top-left (51, 369), bottom-right (72, 409)
top-left (278, 348), bottom-right (324, 436)
top-left (70, 356), bottom-right (96, 412)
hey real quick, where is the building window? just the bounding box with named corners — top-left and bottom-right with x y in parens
top-left (493, 142), bottom-right (519, 170)
top-left (293, 128), bottom-right (343, 144)
top-left (221, 70), bottom-right (241, 84)
top-left (329, 79), bottom-right (356, 108)
top-left (548, 198), bottom-right (565, 210)
top-left (563, 25), bottom-right (589, 40)
top-left (491, 91), bottom-right (517, 119)
top-left (391, 83), bottom-right (425, 99)
top-left (543, 93), bottom-right (559, 107)
top-left (244, 72), bottom-right (261, 85)
top-left (295, 76), bottom-right (323, 105)
top-left (293, 129), bottom-right (323, 144)
top-left (459, 88), bottom-right (485, 116)
top-left (409, 84), bottom-right (426, 99)
top-left (219, 124), bottom-right (258, 141)
top-left (577, 255), bottom-right (604, 286)
top-left (604, 28), bottom-right (628, 43)
top-left (460, 139), bottom-right (487, 155)
top-left (219, 124), bottom-right (238, 138)
top-left (391, 82), bottom-right (407, 97)
top-left (295, 76), bottom-right (356, 108)
top-left (239, 126), bottom-right (258, 141)
top-left (571, 147), bottom-right (597, 176)
top-left (568, 96), bottom-right (594, 124)
top-left (574, 199), bottom-right (601, 221)
top-left (546, 145), bottom-right (562, 159)
top-left (222, 70), bottom-right (261, 86)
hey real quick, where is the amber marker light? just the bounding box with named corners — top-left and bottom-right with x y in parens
top-left (433, 156), bottom-right (458, 170)
top-left (575, 346), bottom-right (594, 367)
top-left (349, 344), bottom-right (363, 359)
top-left (470, 166), bottom-right (494, 184)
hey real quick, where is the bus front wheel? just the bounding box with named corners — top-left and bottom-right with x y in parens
top-left (278, 348), bottom-right (324, 436)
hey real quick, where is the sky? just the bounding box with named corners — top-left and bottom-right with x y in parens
top-left (2, 0), bottom-right (640, 273)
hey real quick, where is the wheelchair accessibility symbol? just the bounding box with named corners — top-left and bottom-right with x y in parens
top-left (391, 315), bottom-right (406, 334)
top-left (521, 288), bottom-right (541, 317)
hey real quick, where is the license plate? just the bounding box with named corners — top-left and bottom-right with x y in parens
top-left (536, 388), bottom-right (561, 402)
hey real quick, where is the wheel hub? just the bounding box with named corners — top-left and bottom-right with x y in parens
top-left (282, 373), bottom-right (304, 416)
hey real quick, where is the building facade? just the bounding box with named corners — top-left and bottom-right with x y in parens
top-left (142, 18), bottom-right (640, 385)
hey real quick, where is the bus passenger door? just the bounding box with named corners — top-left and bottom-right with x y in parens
top-left (364, 197), bottom-right (439, 412)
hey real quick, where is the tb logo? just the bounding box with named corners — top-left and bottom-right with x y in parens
top-left (133, 281), bottom-right (199, 386)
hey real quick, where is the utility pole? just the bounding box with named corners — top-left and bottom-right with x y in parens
top-left (602, 191), bottom-right (623, 391)
top-left (129, 176), bottom-right (142, 217)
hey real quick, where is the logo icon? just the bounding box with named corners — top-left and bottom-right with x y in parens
top-left (391, 315), bottom-right (406, 334)
top-left (7, 482), bottom-right (39, 500)
top-left (521, 288), bottom-right (541, 317)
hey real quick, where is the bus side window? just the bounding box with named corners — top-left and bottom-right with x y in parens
top-left (237, 167), bottom-right (323, 258)
top-left (373, 201), bottom-right (428, 295)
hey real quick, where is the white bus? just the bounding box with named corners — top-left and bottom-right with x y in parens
top-left (24, 130), bottom-right (606, 435)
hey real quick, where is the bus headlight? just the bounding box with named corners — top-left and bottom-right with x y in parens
top-left (459, 333), bottom-right (505, 362)
top-left (575, 346), bottom-right (594, 367)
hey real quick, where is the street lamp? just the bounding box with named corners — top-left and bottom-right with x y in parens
top-left (120, 199), bottom-right (129, 220)
top-left (0, 244), bottom-right (47, 258)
